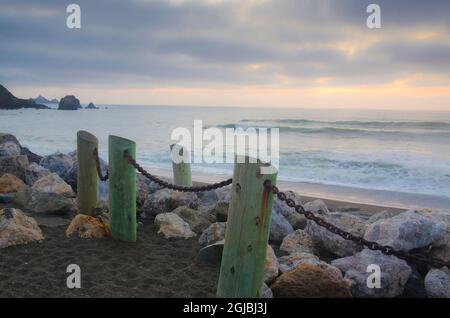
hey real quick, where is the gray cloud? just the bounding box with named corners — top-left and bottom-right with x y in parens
top-left (1, 0), bottom-right (450, 89)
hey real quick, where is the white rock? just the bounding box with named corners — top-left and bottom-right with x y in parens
top-left (280, 229), bottom-right (315, 254)
top-left (199, 222), bottom-right (227, 246)
top-left (154, 212), bottom-right (196, 239)
top-left (32, 173), bottom-right (75, 197)
top-left (0, 208), bottom-right (44, 248)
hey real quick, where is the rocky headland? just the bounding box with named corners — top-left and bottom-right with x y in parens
top-left (0, 85), bottom-right (49, 110)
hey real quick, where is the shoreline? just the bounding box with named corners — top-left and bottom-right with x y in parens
top-left (149, 167), bottom-right (449, 212)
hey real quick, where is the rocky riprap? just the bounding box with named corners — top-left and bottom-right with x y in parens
top-left (1, 132), bottom-right (449, 298)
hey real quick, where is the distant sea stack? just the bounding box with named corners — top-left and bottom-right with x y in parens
top-left (34, 95), bottom-right (58, 104)
top-left (85, 102), bottom-right (99, 109)
top-left (58, 95), bottom-right (82, 110)
top-left (0, 84), bottom-right (49, 110)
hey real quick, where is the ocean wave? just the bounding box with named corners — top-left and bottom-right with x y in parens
top-left (241, 119), bottom-right (450, 130)
top-left (214, 123), bottom-right (450, 138)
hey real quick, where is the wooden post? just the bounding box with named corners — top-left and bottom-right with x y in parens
top-left (170, 144), bottom-right (192, 187)
top-left (217, 156), bottom-right (277, 298)
top-left (77, 130), bottom-right (99, 216)
top-left (109, 135), bottom-right (137, 242)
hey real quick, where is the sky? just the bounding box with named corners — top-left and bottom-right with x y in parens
top-left (1, 0), bottom-right (450, 110)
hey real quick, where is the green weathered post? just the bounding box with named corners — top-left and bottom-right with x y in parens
top-left (217, 156), bottom-right (278, 298)
top-left (109, 135), bottom-right (137, 242)
top-left (77, 130), bottom-right (99, 216)
top-left (170, 144), bottom-right (192, 187)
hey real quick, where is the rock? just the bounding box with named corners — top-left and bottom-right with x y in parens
top-left (269, 208), bottom-right (294, 244)
top-left (199, 222), bottom-right (226, 246)
top-left (265, 245), bottom-right (279, 283)
top-left (20, 147), bottom-right (42, 164)
top-left (63, 156), bottom-right (108, 192)
top-left (0, 133), bottom-right (21, 146)
top-left (306, 212), bottom-right (367, 257)
top-left (196, 240), bottom-right (225, 264)
top-left (196, 190), bottom-right (219, 206)
top-left (259, 283), bottom-right (273, 298)
top-left (424, 269), bottom-right (450, 298)
top-left (24, 162), bottom-right (51, 185)
top-left (278, 252), bottom-right (320, 273)
top-left (331, 249), bottom-right (412, 298)
top-left (0, 208), bottom-right (44, 248)
top-left (271, 260), bottom-right (352, 298)
top-left (32, 173), bottom-right (75, 197)
top-left (0, 193), bottom-right (15, 203)
top-left (213, 200), bottom-right (229, 222)
top-left (215, 185), bottom-right (231, 202)
top-left (66, 214), bottom-right (111, 239)
top-left (364, 209), bottom-right (447, 251)
top-left (304, 199), bottom-right (329, 215)
top-left (143, 189), bottom-right (199, 218)
top-left (366, 210), bottom-right (394, 224)
top-left (0, 155), bottom-right (29, 182)
top-left (0, 173), bottom-right (25, 193)
top-left (0, 84), bottom-right (48, 109)
top-left (429, 244), bottom-right (450, 264)
top-left (58, 95), bottom-right (81, 110)
top-left (40, 152), bottom-right (74, 177)
top-left (154, 212), bottom-right (196, 239)
top-left (136, 177), bottom-right (149, 213)
top-left (85, 102), bottom-right (99, 109)
top-left (280, 229), bottom-right (315, 254)
top-left (14, 187), bottom-right (74, 215)
top-left (273, 191), bottom-right (306, 229)
top-left (173, 206), bottom-right (215, 233)
top-left (0, 141), bottom-right (21, 157)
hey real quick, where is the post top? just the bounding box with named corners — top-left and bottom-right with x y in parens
top-left (109, 135), bottom-right (136, 145)
top-left (77, 130), bottom-right (98, 143)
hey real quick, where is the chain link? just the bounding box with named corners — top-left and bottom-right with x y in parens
top-left (93, 148), bottom-right (109, 181)
top-left (123, 151), bottom-right (233, 192)
top-left (265, 180), bottom-right (450, 269)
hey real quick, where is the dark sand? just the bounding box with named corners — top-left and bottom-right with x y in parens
top-left (0, 220), bottom-right (220, 298)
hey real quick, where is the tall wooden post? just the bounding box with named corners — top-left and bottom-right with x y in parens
top-left (109, 135), bottom-right (137, 242)
top-left (77, 130), bottom-right (99, 216)
top-left (217, 156), bottom-right (277, 298)
top-left (170, 144), bottom-right (192, 187)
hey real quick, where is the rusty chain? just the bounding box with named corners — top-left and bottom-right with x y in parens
top-left (94, 149), bottom-right (448, 268)
top-left (265, 180), bottom-right (450, 269)
top-left (93, 148), bottom-right (109, 181)
top-left (123, 151), bottom-right (233, 192)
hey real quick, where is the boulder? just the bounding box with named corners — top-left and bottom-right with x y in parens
top-left (212, 200), bottom-right (229, 222)
top-left (366, 210), bottom-right (395, 224)
top-left (32, 173), bottom-right (75, 197)
top-left (0, 141), bottom-right (21, 157)
top-left (58, 95), bottom-right (81, 110)
top-left (304, 199), bottom-right (329, 215)
top-left (173, 206), bottom-right (215, 233)
top-left (0, 155), bottom-right (29, 182)
top-left (424, 269), bottom-right (450, 298)
top-left (24, 162), bottom-right (51, 185)
top-left (306, 212), bottom-right (367, 257)
top-left (273, 191), bottom-right (306, 229)
top-left (364, 209), bottom-right (447, 251)
top-left (143, 189), bottom-right (199, 218)
top-left (331, 249), bottom-right (412, 298)
top-left (278, 252), bottom-right (320, 274)
top-left (63, 155), bottom-right (108, 192)
top-left (0, 208), bottom-right (44, 248)
top-left (429, 244), bottom-right (450, 264)
top-left (0, 133), bottom-right (21, 146)
top-left (269, 208), bottom-right (294, 244)
top-left (215, 185), bottom-right (231, 202)
top-left (66, 214), bottom-right (111, 239)
top-left (136, 177), bottom-right (150, 213)
top-left (0, 173), bottom-right (25, 193)
top-left (40, 152), bottom-right (74, 177)
top-left (199, 222), bottom-right (226, 246)
top-left (259, 283), bottom-right (273, 298)
top-left (196, 189), bottom-right (219, 206)
top-left (271, 260), bottom-right (352, 298)
top-left (20, 147), bottom-right (43, 164)
top-left (154, 212), bottom-right (196, 239)
top-left (14, 187), bottom-right (74, 215)
top-left (280, 229), bottom-right (315, 254)
top-left (265, 245), bottom-right (279, 283)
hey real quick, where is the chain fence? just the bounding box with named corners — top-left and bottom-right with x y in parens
top-left (93, 149), bottom-right (450, 269)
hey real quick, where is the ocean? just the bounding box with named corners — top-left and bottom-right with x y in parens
top-left (1, 105), bottom-right (450, 208)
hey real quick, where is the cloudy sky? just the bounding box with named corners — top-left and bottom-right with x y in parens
top-left (1, 0), bottom-right (450, 109)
